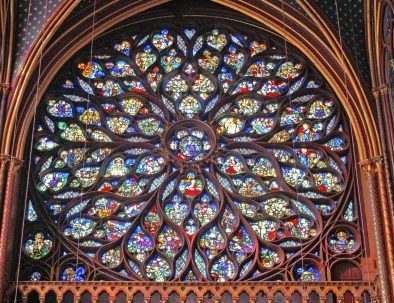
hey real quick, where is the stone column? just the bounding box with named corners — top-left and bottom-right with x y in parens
top-left (361, 161), bottom-right (392, 303)
top-left (0, 156), bottom-right (10, 205)
top-left (0, 157), bottom-right (23, 303)
top-left (375, 159), bottom-right (394, 286)
top-left (372, 87), bottom-right (394, 297)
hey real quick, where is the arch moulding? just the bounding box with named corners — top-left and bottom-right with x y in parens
top-left (0, 0), bottom-right (391, 301)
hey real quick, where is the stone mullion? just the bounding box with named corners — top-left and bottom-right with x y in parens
top-left (361, 161), bottom-right (391, 303)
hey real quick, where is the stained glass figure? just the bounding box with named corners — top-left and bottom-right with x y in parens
top-left (295, 264), bottom-right (320, 282)
top-left (24, 232), bottom-right (53, 259)
top-left (61, 266), bottom-right (86, 281)
top-left (328, 230), bottom-right (357, 253)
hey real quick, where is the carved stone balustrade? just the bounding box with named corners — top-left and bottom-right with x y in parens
top-left (9, 281), bottom-right (379, 303)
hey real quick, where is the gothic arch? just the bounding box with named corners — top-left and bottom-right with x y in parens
top-left (0, 0), bottom-right (391, 302)
top-left (2, 0), bottom-right (380, 161)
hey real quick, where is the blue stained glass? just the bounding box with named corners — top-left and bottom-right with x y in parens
top-left (328, 230), bottom-right (357, 253)
top-left (194, 252), bottom-right (207, 278)
top-left (161, 49), bottom-right (182, 73)
top-left (30, 272), bottom-right (41, 281)
top-left (47, 99), bottom-right (74, 118)
top-left (229, 227), bottom-right (254, 262)
top-left (206, 178), bottom-right (220, 201)
top-left (296, 264), bottom-right (320, 282)
top-left (216, 173), bottom-right (233, 192)
top-left (103, 220), bottom-right (131, 240)
top-left (121, 201), bottom-right (147, 217)
top-left (194, 194), bottom-right (217, 226)
top-left (128, 260), bottom-right (143, 277)
top-left (27, 200), bottom-right (38, 221)
top-left (114, 40), bottom-right (130, 55)
top-left (62, 80), bottom-right (74, 88)
top-left (157, 226), bottom-right (182, 257)
top-left (200, 226), bottom-right (224, 259)
top-left (146, 255), bottom-right (171, 281)
top-left (31, 25), bottom-right (352, 283)
top-left (239, 260), bottom-right (253, 277)
top-left (149, 173), bottom-right (166, 192)
top-left (64, 217), bottom-right (96, 238)
top-left (77, 77), bottom-right (94, 94)
top-left (183, 270), bottom-right (198, 281)
top-left (175, 249), bottom-right (188, 276)
top-left (193, 35), bottom-right (203, 55)
top-left (162, 179), bottom-right (176, 200)
top-left (61, 266), bottom-right (86, 281)
top-left (100, 247), bottom-right (121, 267)
top-left (231, 34), bottom-right (243, 46)
top-left (210, 254), bottom-right (236, 281)
top-left (344, 201), bottom-right (354, 221)
top-left (128, 226), bottom-right (153, 262)
top-left (206, 29), bottom-right (227, 51)
top-left (184, 28), bottom-right (196, 39)
top-left (65, 200), bottom-right (90, 218)
top-left (165, 195), bottom-right (188, 225)
top-left (177, 35), bottom-right (187, 56)
top-left (78, 61), bottom-right (105, 78)
top-left (106, 60), bottom-right (135, 77)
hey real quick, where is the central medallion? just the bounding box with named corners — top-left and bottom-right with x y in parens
top-left (165, 120), bottom-right (216, 162)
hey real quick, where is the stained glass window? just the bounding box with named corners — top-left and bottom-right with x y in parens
top-left (24, 22), bottom-right (360, 282)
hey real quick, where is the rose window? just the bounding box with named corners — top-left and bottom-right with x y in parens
top-left (26, 24), bottom-right (356, 282)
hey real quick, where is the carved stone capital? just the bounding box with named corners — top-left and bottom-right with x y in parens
top-left (380, 85), bottom-right (389, 96)
top-left (0, 155), bottom-right (11, 166)
top-left (372, 85), bottom-right (389, 98)
top-left (389, 58), bottom-right (394, 71)
top-left (0, 83), bottom-right (10, 95)
top-left (372, 88), bottom-right (380, 98)
top-left (359, 157), bottom-right (383, 174)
